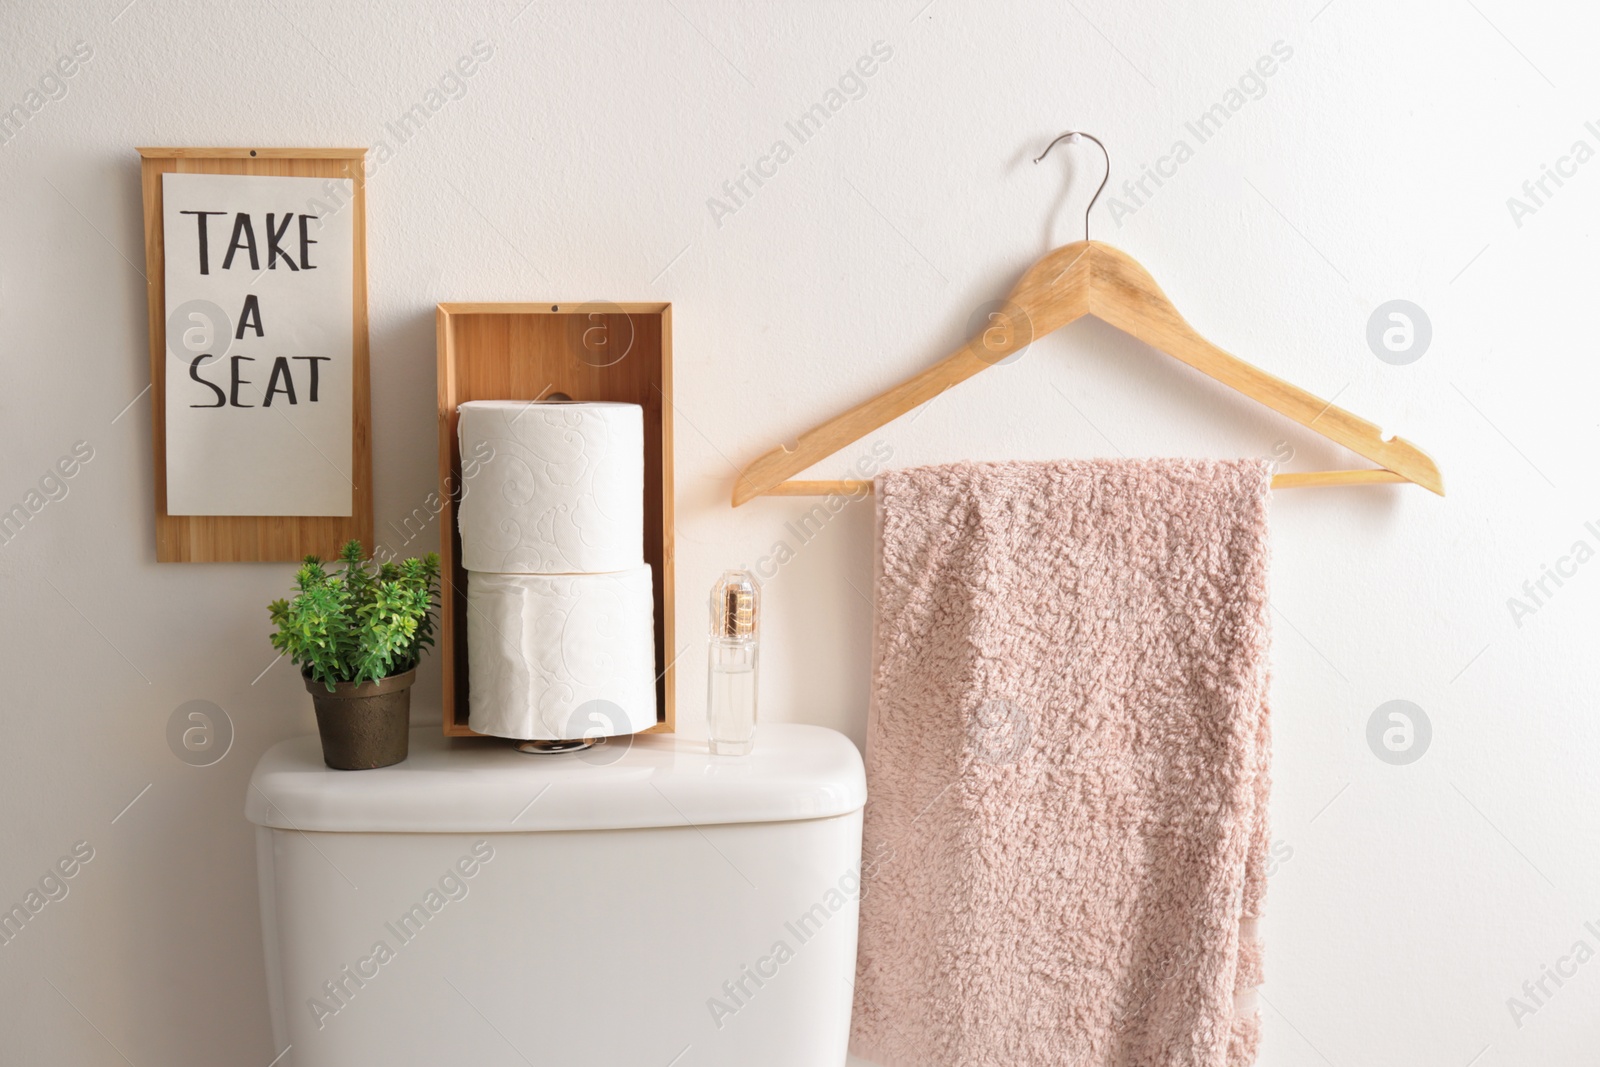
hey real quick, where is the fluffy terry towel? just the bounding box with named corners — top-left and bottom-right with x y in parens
top-left (851, 459), bottom-right (1273, 1067)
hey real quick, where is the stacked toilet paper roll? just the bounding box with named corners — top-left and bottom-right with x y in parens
top-left (456, 401), bottom-right (657, 741)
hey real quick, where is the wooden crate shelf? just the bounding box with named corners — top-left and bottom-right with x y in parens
top-left (436, 302), bottom-right (674, 737)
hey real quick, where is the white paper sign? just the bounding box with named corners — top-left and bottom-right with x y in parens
top-left (163, 172), bottom-right (354, 516)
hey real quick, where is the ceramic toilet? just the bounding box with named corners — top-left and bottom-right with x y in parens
top-left (247, 723), bottom-right (867, 1066)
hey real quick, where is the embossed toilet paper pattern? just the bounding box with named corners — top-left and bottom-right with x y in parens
top-left (457, 402), bottom-right (644, 574)
top-left (456, 400), bottom-right (657, 740)
top-left (467, 568), bottom-right (657, 738)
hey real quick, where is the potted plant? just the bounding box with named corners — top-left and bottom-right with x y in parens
top-left (268, 540), bottom-right (441, 770)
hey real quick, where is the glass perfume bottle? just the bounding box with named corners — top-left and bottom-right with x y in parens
top-left (707, 569), bottom-right (759, 755)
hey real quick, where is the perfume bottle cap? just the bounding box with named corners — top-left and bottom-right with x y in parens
top-left (710, 569), bottom-right (759, 640)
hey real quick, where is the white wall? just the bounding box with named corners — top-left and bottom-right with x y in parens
top-left (2, 1), bottom-right (1597, 1063)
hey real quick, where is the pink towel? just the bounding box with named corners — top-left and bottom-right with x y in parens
top-left (851, 459), bottom-right (1273, 1067)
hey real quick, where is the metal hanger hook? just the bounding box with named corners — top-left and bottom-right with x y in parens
top-left (1033, 131), bottom-right (1109, 243)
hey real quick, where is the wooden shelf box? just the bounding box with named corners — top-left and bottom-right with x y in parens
top-left (435, 303), bottom-right (674, 737)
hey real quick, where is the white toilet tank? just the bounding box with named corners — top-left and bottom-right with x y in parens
top-left (246, 723), bottom-right (867, 1067)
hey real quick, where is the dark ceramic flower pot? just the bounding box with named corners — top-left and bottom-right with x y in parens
top-left (304, 669), bottom-right (415, 770)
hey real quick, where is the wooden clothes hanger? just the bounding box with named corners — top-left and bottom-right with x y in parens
top-left (732, 131), bottom-right (1444, 506)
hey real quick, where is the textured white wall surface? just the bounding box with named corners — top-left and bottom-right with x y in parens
top-left (2, 1), bottom-right (1598, 1063)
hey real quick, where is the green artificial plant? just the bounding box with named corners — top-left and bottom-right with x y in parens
top-left (268, 540), bottom-right (441, 691)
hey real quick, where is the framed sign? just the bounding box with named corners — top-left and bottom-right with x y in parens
top-left (138, 147), bottom-right (372, 562)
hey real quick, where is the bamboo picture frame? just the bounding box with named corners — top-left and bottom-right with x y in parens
top-left (136, 146), bottom-right (373, 562)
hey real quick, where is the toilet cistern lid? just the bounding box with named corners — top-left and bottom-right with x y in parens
top-left (245, 723), bottom-right (866, 834)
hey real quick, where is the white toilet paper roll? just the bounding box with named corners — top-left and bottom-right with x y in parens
top-left (467, 565), bottom-right (658, 740)
top-left (456, 401), bottom-right (645, 574)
